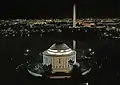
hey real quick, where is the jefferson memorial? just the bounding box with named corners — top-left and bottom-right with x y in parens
top-left (43, 42), bottom-right (76, 73)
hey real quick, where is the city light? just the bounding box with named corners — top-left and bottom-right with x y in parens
top-left (91, 52), bottom-right (94, 54)
top-left (46, 50), bottom-right (73, 55)
top-left (24, 53), bottom-right (28, 56)
top-left (88, 48), bottom-right (92, 51)
top-left (10, 58), bottom-right (13, 61)
top-left (0, 18), bottom-right (120, 39)
top-left (26, 49), bottom-right (30, 52)
top-left (81, 83), bottom-right (89, 85)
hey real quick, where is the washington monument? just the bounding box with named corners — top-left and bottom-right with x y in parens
top-left (73, 4), bottom-right (76, 50)
top-left (73, 4), bottom-right (76, 28)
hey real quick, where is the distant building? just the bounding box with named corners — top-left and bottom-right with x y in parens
top-left (42, 42), bottom-right (76, 73)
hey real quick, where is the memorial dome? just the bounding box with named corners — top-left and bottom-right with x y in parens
top-left (42, 42), bottom-right (76, 73)
top-left (43, 43), bottom-right (75, 56)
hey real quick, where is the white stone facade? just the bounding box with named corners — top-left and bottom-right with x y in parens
top-left (42, 43), bottom-right (77, 73)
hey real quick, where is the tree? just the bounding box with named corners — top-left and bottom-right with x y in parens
top-left (68, 60), bottom-right (74, 65)
top-left (47, 64), bottom-right (52, 73)
top-left (42, 64), bottom-right (52, 77)
top-left (71, 64), bottom-right (83, 83)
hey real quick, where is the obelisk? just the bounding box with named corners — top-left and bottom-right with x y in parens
top-left (73, 4), bottom-right (76, 50)
top-left (73, 4), bottom-right (76, 28)
top-left (73, 40), bottom-right (76, 50)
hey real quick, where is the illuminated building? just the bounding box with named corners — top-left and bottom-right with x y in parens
top-left (43, 42), bottom-right (76, 73)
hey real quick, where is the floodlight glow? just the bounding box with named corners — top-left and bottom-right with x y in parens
top-left (47, 50), bottom-right (73, 55)
top-left (65, 49), bottom-right (72, 51)
top-left (88, 48), bottom-right (92, 51)
top-left (26, 49), bottom-right (30, 52)
top-left (48, 49), bottom-right (58, 52)
top-left (92, 52), bottom-right (94, 54)
top-left (60, 50), bottom-right (64, 52)
top-left (48, 48), bottom-right (72, 53)
top-left (81, 82), bottom-right (89, 85)
top-left (82, 68), bottom-right (91, 75)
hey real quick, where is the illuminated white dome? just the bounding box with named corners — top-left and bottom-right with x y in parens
top-left (43, 43), bottom-right (75, 56)
top-left (42, 42), bottom-right (76, 68)
top-left (49, 43), bottom-right (70, 50)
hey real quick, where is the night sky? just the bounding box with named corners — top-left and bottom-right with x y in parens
top-left (0, 0), bottom-right (120, 19)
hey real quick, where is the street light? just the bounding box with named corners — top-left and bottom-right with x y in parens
top-left (26, 49), bottom-right (30, 52)
top-left (24, 53), bottom-right (28, 56)
top-left (80, 82), bottom-right (89, 85)
top-left (88, 48), bottom-right (92, 51)
top-left (91, 52), bottom-right (94, 54)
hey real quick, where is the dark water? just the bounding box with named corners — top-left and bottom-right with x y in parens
top-left (0, 35), bottom-right (120, 85)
